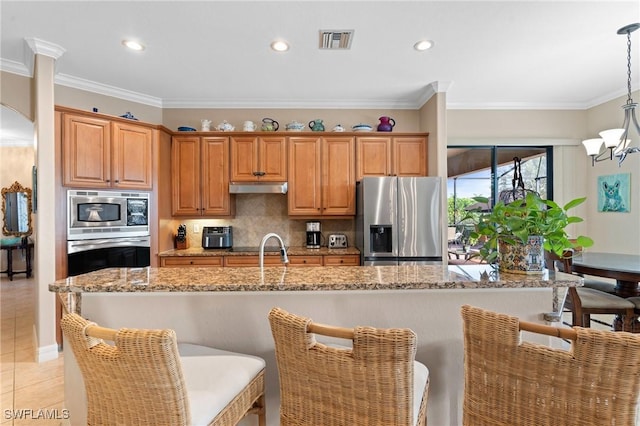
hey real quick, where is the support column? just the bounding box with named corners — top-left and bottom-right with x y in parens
top-left (25, 38), bottom-right (65, 362)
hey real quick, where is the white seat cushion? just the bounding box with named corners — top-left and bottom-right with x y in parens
top-left (178, 343), bottom-right (265, 426)
top-left (413, 361), bottom-right (429, 426)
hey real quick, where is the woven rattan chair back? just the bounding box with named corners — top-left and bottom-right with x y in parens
top-left (61, 313), bottom-right (191, 425)
top-left (268, 307), bottom-right (428, 426)
top-left (461, 305), bottom-right (640, 426)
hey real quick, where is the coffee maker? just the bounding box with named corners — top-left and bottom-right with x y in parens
top-left (306, 221), bottom-right (321, 248)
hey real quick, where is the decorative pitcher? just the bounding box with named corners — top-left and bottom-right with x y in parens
top-left (377, 116), bottom-right (396, 132)
top-left (261, 118), bottom-right (279, 131)
top-left (243, 121), bottom-right (256, 131)
top-left (201, 119), bottom-right (212, 131)
top-left (309, 119), bottom-right (325, 132)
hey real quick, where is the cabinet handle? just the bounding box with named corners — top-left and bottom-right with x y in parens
top-left (303, 260), bottom-right (307, 263)
top-left (254, 171), bottom-right (265, 177)
top-left (340, 259), bottom-right (344, 263)
top-left (114, 180), bottom-right (120, 183)
top-left (106, 179), bottom-right (111, 183)
top-left (190, 261), bottom-right (194, 264)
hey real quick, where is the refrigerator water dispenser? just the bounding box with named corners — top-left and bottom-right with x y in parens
top-left (370, 225), bottom-right (392, 253)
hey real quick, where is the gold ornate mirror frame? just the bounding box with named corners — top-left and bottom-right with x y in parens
top-left (1, 181), bottom-right (33, 237)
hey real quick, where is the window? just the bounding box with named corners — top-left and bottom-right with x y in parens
top-left (447, 146), bottom-right (552, 225)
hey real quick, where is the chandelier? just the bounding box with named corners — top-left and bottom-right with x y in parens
top-left (582, 23), bottom-right (640, 166)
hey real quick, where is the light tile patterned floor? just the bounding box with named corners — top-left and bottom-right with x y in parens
top-left (1, 277), bottom-right (65, 426)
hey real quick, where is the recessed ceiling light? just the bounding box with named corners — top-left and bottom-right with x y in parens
top-left (271, 40), bottom-right (289, 52)
top-left (122, 39), bottom-right (145, 51)
top-left (414, 40), bottom-right (434, 51)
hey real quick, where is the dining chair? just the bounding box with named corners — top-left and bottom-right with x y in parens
top-left (545, 250), bottom-right (634, 331)
top-left (61, 313), bottom-right (266, 426)
top-left (461, 304), bottom-right (640, 426)
top-left (268, 307), bottom-right (429, 426)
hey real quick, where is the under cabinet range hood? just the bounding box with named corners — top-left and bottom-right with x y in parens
top-left (229, 182), bottom-right (288, 194)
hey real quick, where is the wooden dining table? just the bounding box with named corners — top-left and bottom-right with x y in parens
top-left (571, 252), bottom-right (640, 298)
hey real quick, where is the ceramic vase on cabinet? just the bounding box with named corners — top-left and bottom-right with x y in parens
top-left (377, 116), bottom-right (395, 132)
top-left (309, 119), bottom-right (325, 132)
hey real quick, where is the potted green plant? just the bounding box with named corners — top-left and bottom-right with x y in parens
top-left (466, 192), bottom-right (594, 274)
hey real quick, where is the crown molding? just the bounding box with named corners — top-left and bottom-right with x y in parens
top-left (24, 38), bottom-right (65, 60)
top-left (54, 74), bottom-right (164, 108)
top-left (162, 97), bottom-right (423, 110)
top-left (0, 58), bottom-right (31, 77)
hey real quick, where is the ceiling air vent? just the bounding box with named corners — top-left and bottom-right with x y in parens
top-left (319, 30), bottom-right (354, 50)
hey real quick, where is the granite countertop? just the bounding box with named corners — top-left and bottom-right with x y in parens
top-left (49, 264), bottom-right (582, 294)
top-left (158, 246), bottom-right (361, 257)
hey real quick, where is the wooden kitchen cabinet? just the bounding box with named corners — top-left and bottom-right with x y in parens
top-left (356, 135), bottom-right (427, 180)
top-left (323, 254), bottom-right (360, 266)
top-left (288, 136), bottom-right (355, 216)
top-left (62, 113), bottom-right (153, 189)
top-left (230, 136), bottom-right (287, 182)
top-left (223, 256), bottom-right (284, 267)
top-left (288, 255), bottom-right (323, 267)
top-left (161, 257), bottom-right (223, 267)
top-left (171, 136), bottom-right (233, 216)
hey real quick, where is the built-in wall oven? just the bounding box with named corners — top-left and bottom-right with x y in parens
top-left (66, 190), bottom-right (151, 276)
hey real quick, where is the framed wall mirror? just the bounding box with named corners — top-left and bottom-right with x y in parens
top-left (2, 181), bottom-right (32, 236)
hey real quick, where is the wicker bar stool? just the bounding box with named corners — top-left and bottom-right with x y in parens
top-left (268, 307), bottom-right (429, 426)
top-left (461, 305), bottom-right (640, 426)
top-left (61, 313), bottom-right (266, 426)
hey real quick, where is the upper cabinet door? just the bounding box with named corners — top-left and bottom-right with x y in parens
top-left (171, 136), bottom-right (202, 216)
top-left (230, 136), bottom-right (287, 182)
top-left (288, 136), bottom-right (355, 216)
top-left (259, 136), bottom-right (287, 181)
top-left (62, 113), bottom-right (154, 190)
top-left (322, 136), bottom-right (355, 215)
top-left (112, 121), bottom-right (153, 189)
top-left (356, 136), bottom-right (391, 180)
top-left (392, 136), bottom-right (427, 177)
top-left (356, 135), bottom-right (427, 180)
top-left (62, 114), bottom-right (112, 188)
top-left (288, 137), bottom-right (322, 215)
top-left (230, 136), bottom-right (258, 182)
top-left (201, 137), bottom-right (233, 216)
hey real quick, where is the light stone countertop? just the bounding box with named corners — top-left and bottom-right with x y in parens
top-left (49, 264), bottom-right (582, 294)
top-left (158, 246), bottom-right (361, 257)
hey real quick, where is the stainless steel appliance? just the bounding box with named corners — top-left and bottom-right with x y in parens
top-left (66, 190), bottom-right (151, 276)
top-left (67, 190), bottom-right (150, 240)
top-left (202, 226), bottom-right (233, 249)
top-left (328, 234), bottom-right (348, 248)
top-left (67, 236), bottom-right (151, 276)
top-left (356, 177), bottom-right (442, 265)
top-left (306, 221), bottom-right (321, 248)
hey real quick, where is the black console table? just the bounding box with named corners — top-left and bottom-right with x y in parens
top-left (1, 239), bottom-right (34, 281)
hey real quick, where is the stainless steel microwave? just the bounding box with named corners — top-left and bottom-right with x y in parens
top-left (67, 190), bottom-right (150, 240)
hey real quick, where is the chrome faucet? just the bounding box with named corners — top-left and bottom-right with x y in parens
top-left (259, 233), bottom-right (289, 268)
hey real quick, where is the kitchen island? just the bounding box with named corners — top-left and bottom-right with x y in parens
top-left (50, 264), bottom-right (581, 426)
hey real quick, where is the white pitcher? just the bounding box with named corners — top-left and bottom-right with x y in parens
top-left (243, 121), bottom-right (256, 131)
top-left (201, 119), bottom-right (212, 131)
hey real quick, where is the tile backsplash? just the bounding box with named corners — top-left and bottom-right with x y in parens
top-left (173, 194), bottom-right (355, 248)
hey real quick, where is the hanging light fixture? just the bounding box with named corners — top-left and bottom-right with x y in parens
top-left (582, 23), bottom-right (640, 166)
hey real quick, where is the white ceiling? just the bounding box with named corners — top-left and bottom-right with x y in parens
top-left (1, 0), bottom-right (639, 112)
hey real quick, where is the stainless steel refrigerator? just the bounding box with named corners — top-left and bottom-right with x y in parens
top-left (356, 176), bottom-right (442, 265)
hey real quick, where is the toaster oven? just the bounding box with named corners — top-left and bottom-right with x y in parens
top-left (202, 226), bottom-right (233, 249)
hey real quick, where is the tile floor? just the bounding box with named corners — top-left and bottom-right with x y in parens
top-left (1, 277), bottom-right (65, 426)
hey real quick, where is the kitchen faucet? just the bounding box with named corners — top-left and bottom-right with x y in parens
top-left (259, 233), bottom-right (289, 269)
